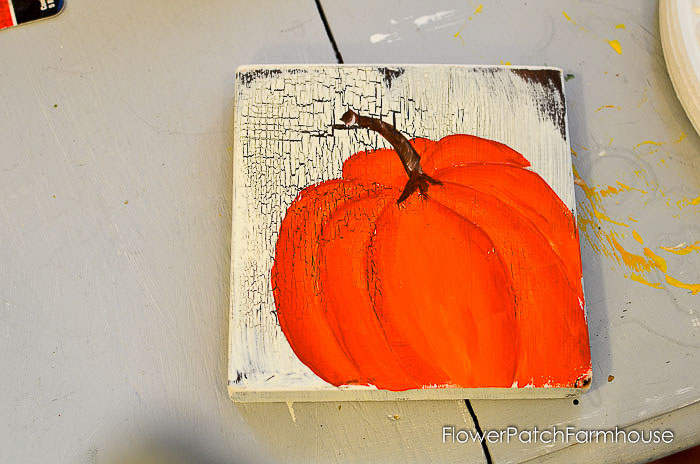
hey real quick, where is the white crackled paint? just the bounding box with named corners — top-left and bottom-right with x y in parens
top-left (370, 32), bottom-right (394, 43)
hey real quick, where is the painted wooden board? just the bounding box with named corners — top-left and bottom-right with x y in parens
top-left (229, 64), bottom-right (591, 401)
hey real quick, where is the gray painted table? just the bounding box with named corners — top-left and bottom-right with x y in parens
top-left (1, 1), bottom-right (698, 463)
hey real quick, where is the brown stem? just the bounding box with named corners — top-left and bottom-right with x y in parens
top-left (334, 110), bottom-right (441, 204)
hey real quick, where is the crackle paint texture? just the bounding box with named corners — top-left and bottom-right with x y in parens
top-left (229, 66), bottom-right (591, 399)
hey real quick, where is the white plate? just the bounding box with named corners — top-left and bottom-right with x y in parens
top-left (660, 0), bottom-right (700, 136)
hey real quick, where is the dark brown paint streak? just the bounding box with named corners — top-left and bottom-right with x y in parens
top-left (511, 69), bottom-right (567, 139)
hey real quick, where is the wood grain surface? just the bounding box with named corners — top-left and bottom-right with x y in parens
top-left (1, 0), bottom-right (698, 463)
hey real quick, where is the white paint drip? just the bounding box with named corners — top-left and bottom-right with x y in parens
top-left (666, 242), bottom-right (687, 250)
top-left (458, 400), bottom-right (472, 425)
top-left (414, 10), bottom-right (454, 27)
top-left (369, 32), bottom-right (398, 44)
top-left (370, 33), bottom-right (391, 43)
top-left (286, 401), bottom-right (297, 424)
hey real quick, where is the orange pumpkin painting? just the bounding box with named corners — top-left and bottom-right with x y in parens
top-left (271, 109), bottom-right (591, 391)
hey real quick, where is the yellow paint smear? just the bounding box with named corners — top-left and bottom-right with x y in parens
top-left (674, 132), bottom-right (686, 143)
top-left (660, 241), bottom-right (700, 256)
top-left (609, 235), bottom-right (652, 271)
top-left (572, 166), bottom-right (628, 226)
top-left (474, 4), bottom-right (483, 14)
top-left (676, 196), bottom-right (700, 209)
top-left (572, 166), bottom-right (594, 197)
top-left (596, 208), bottom-right (627, 226)
top-left (588, 181), bottom-right (647, 200)
top-left (607, 39), bottom-right (622, 54)
top-left (630, 273), bottom-right (663, 289)
top-left (562, 11), bottom-right (574, 23)
top-left (615, 24), bottom-right (626, 29)
top-left (643, 247), bottom-right (668, 273)
top-left (598, 185), bottom-right (620, 197)
top-left (610, 181), bottom-right (647, 196)
top-left (633, 140), bottom-right (662, 150)
top-left (665, 275), bottom-right (700, 295)
top-left (628, 216), bottom-right (638, 223)
top-left (609, 232), bottom-right (700, 294)
top-left (575, 178), bottom-right (700, 293)
top-left (595, 105), bottom-right (621, 112)
top-left (632, 230), bottom-right (643, 244)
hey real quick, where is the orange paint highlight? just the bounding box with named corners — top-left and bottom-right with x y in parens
top-left (595, 105), bottom-right (621, 112)
top-left (274, 135), bottom-right (589, 389)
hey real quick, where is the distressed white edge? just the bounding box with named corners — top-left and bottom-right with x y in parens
top-left (229, 386), bottom-right (586, 403)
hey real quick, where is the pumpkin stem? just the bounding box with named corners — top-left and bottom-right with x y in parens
top-left (333, 109), bottom-right (441, 204)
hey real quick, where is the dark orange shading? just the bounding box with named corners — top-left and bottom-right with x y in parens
top-left (319, 194), bottom-right (448, 389)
